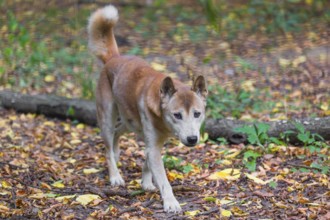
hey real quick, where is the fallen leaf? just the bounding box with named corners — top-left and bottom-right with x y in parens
top-left (292, 55), bottom-right (306, 67)
top-left (221, 209), bottom-right (232, 217)
top-left (253, 190), bottom-right (274, 197)
top-left (203, 196), bottom-right (217, 202)
top-left (167, 171), bottom-right (183, 181)
top-left (224, 149), bottom-right (241, 159)
top-left (55, 195), bottom-right (76, 202)
top-left (44, 75), bottom-right (55, 82)
top-left (29, 193), bottom-right (46, 199)
top-left (52, 181), bottom-right (65, 188)
top-left (1, 180), bottom-right (12, 189)
top-left (151, 62), bottom-right (166, 71)
top-left (184, 210), bottom-right (200, 216)
top-left (245, 173), bottom-right (269, 185)
top-left (278, 58), bottom-right (291, 67)
top-left (208, 169), bottom-right (240, 181)
top-left (76, 194), bottom-right (101, 206)
top-left (70, 139), bottom-right (82, 145)
top-left (0, 204), bottom-right (9, 212)
top-left (83, 168), bottom-right (101, 175)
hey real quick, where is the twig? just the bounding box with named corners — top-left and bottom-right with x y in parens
top-left (172, 185), bottom-right (201, 192)
top-left (117, 199), bottom-right (156, 216)
top-left (196, 207), bottom-right (219, 216)
top-left (285, 162), bottom-right (323, 172)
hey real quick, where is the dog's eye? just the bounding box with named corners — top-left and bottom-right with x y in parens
top-left (173, 113), bottom-right (182, 120)
top-left (194, 112), bottom-right (201, 118)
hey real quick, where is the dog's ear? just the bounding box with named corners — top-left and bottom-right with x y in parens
top-left (160, 77), bottom-right (176, 99)
top-left (192, 75), bottom-right (208, 101)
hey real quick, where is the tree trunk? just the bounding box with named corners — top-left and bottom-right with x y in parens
top-left (1, 90), bottom-right (329, 144)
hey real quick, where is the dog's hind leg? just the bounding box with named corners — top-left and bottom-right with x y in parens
top-left (96, 73), bottom-right (125, 186)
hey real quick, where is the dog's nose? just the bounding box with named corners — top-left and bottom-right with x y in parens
top-left (187, 136), bottom-right (198, 146)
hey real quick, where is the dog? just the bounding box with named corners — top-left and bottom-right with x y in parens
top-left (88, 5), bottom-right (207, 213)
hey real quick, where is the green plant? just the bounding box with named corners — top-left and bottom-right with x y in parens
top-left (162, 154), bottom-right (193, 174)
top-left (235, 123), bottom-right (281, 148)
top-left (206, 85), bottom-right (274, 119)
top-left (199, 0), bottom-right (330, 37)
top-left (243, 150), bottom-right (261, 172)
top-left (295, 122), bottom-right (325, 153)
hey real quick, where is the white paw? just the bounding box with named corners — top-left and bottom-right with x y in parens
top-left (142, 181), bottom-right (156, 191)
top-left (110, 175), bottom-right (125, 186)
top-left (163, 197), bottom-right (182, 213)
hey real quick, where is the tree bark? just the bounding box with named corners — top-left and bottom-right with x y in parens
top-left (1, 90), bottom-right (329, 144)
top-left (205, 117), bottom-right (330, 144)
top-left (0, 90), bottom-right (97, 126)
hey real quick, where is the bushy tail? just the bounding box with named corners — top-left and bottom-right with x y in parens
top-left (87, 5), bottom-right (119, 64)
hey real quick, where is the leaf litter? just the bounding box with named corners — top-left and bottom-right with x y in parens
top-left (0, 109), bottom-right (329, 219)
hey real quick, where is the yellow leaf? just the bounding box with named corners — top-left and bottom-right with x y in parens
top-left (241, 80), bottom-right (255, 92)
top-left (76, 123), bottom-right (85, 129)
top-left (224, 149), bottom-right (241, 159)
top-left (55, 195), bottom-right (76, 202)
top-left (219, 198), bottom-right (234, 205)
top-left (9, 115), bottom-right (17, 120)
top-left (184, 210), bottom-right (200, 216)
top-left (52, 181), bottom-right (65, 188)
top-left (43, 121), bottom-right (55, 127)
top-left (1, 180), bottom-right (12, 189)
top-left (305, 0), bottom-right (313, 5)
top-left (275, 202), bottom-right (289, 209)
top-left (208, 169), bottom-right (240, 181)
top-left (203, 196), bottom-right (217, 202)
top-left (231, 206), bottom-right (248, 216)
top-left (221, 209), bottom-right (232, 217)
top-left (245, 173), bottom-right (269, 185)
top-left (29, 193), bottom-right (46, 199)
top-left (218, 159), bottom-right (232, 166)
top-left (70, 139), bottom-right (82, 145)
top-left (320, 102), bottom-right (328, 111)
top-left (76, 194), bottom-right (101, 206)
top-left (0, 204), bottom-right (9, 212)
top-left (292, 56), bottom-right (306, 67)
top-left (167, 171), bottom-right (183, 181)
top-left (278, 58), bottom-right (291, 67)
top-left (44, 75), bottom-right (55, 83)
top-left (83, 168), bottom-right (101, 175)
top-left (151, 62), bottom-right (166, 71)
top-left (307, 203), bottom-right (321, 206)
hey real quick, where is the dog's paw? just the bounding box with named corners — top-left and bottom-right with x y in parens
top-left (110, 175), bottom-right (125, 186)
top-left (163, 197), bottom-right (182, 213)
top-left (142, 181), bottom-right (156, 191)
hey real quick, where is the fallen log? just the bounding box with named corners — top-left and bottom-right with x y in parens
top-left (1, 90), bottom-right (329, 144)
top-left (0, 90), bottom-right (97, 126)
top-left (205, 117), bottom-right (330, 144)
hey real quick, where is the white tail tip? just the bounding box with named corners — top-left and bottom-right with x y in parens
top-left (101, 5), bottom-right (118, 22)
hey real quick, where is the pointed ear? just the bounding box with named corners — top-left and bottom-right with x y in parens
top-left (160, 77), bottom-right (176, 99)
top-left (192, 75), bottom-right (208, 99)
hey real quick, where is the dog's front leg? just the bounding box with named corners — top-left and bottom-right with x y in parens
top-left (145, 141), bottom-right (182, 213)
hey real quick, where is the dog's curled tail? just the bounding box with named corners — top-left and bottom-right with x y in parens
top-left (88, 5), bottom-right (119, 64)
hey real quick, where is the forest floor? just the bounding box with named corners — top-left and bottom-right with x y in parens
top-left (0, 1), bottom-right (329, 219)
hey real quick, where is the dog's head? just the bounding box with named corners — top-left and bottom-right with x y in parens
top-left (160, 76), bottom-right (208, 147)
